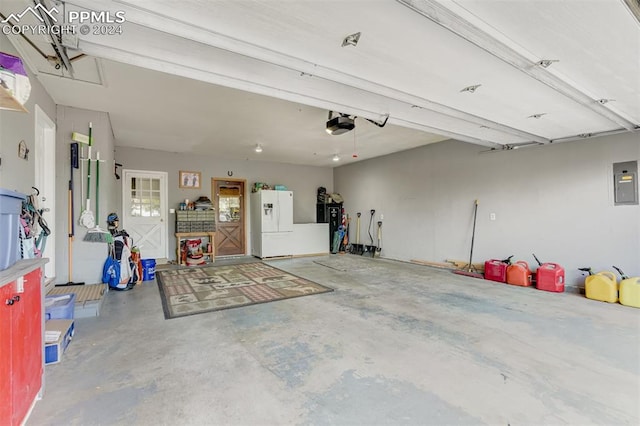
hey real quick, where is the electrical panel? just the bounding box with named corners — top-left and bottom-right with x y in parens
top-left (613, 161), bottom-right (638, 206)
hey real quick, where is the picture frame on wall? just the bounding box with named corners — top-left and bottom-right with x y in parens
top-left (179, 170), bottom-right (201, 189)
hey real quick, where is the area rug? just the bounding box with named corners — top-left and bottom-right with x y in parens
top-left (156, 262), bottom-right (334, 319)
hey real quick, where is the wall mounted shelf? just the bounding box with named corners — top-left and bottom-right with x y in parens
top-left (0, 86), bottom-right (28, 113)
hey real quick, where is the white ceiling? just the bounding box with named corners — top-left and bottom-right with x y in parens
top-left (2, 0), bottom-right (639, 167)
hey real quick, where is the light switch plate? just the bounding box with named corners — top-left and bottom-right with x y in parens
top-left (17, 276), bottom-right (24, 293)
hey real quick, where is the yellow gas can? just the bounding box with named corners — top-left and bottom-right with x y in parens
top-left (585, 271), bottom-right (618, 303)
top-left (619, 277), bottom-right (640, 308)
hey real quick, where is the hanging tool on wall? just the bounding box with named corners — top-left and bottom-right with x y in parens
top-left (351, 212), bottom-right (363, 255)
top-left (376, 221), bottom-right (383, 256)
top-left (79, 122), bottom-right (95, 229)
top-left (84, 151), bottom-right (112, 243)
top-left (363, 209), bottom-right (376, 257)
top-left (60, 143), bottom-right (84, 286)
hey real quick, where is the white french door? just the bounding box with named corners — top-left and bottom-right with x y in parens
top-left (122, 170), bottom-right (168, 260)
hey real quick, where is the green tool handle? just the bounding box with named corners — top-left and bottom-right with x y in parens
top-left (85, 124), bottom-right (92, 208)
top-left (96, 151), bottom-right (100, 224)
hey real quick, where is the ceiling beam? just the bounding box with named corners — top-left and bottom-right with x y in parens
top-left (622, 0), bottom-right (640, 25)
top-left (65, 0), bottom-right (550, 145)
top-left (397, 0), bottom-right (638, 132)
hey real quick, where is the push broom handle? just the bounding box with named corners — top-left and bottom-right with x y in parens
top-left (468, 199), bottom-right (479, 270)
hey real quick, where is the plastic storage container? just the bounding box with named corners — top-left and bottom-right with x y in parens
top-left (141, 258), bottom-right (156, 281)
top-left (44, 320), bottom-right (75, 365)
top-left (506, 261), bottom-right (532, 287)
top-left (0, 189), bottom-right (26, 271)
top-left (484, 259), bottom-right (508, 283)
top-left (619, 277), bottom-right (640, 308)
top-left (584, 271), bottom-right (618, 303)
top-left (536, 263), bottom-right (565, 292)
top-left (45, 293), bottom-right (77, 319)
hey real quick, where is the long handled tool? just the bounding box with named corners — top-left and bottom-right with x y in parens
top-left (60, 143), bottom-right (84, 286)
top-left (363, 209), bottom-right (376, 257)
top-left (376, 221), bottom-right (382, 256)
top-left (79, 123), bottom-right (95, 229)
top-left (84, 151), bottom-right (112, 243)
top-left (351, 212), bottom-right (363, 254)
top-left (454, 199), bottom-right (483, 278)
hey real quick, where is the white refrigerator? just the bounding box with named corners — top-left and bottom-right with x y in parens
top-left (250, 190), bottom-right (294, 257)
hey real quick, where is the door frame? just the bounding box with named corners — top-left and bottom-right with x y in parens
top-left (34, 105), bottom-right (56, 282)
top-left (212, 177), bottom-right (247, 256)
top-left (121, 169), bottom-right (169, 260)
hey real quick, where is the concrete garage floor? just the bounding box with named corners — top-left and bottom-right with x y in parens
top-left (29, 255), bottom-right (639, 425)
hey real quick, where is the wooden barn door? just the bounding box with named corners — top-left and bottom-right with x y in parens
top-left (213, 178), bottom-right (246, 256)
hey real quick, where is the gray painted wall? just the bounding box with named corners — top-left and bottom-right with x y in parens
top-left (0, 35), bottom-right (56, 192)
top-left (55, 106), bottom-right (117, 285)
top-left (334, 133), bottom-right (640, 288)
top-left (115, 146), bottom-right (333, 260)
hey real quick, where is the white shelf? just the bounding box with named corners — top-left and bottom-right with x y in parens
top-left (0, 85), bottom-right (28, 113)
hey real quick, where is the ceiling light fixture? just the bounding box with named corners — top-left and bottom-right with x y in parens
top-left (254, 144), bottom-right (263, 153)
top-left (332, 154), bottom-right (340, 162)
top-left (536, 59), bottom-right (559, 68)
top-left (342, 32), bottom-right (361, 47)
top-left (460, 84), bottom-right (481, 93)
top-left (528, 113), bottom-right (547, 119)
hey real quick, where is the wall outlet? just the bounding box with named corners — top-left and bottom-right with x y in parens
top-left (380, 214), bottom-right (384, 220)
top-left (17, 276), bottom-right (24, 293)
top-left (490, 213), bottom-right (496, 221)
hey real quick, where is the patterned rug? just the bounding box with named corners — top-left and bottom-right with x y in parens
top-left (156, 262), bottom-right (334, 319)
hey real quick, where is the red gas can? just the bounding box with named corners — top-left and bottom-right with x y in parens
top-left (506, 261), bottom-right (532, 286)
top-left (536, 263), bottom-right (565, 292)
top-left (484, 259), bottom-right (508, 283)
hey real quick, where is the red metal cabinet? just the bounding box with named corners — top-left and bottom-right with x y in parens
top-left (0, 283), bottom-right (13, 422)
top-left (0, 261), bottom-right (45, 426)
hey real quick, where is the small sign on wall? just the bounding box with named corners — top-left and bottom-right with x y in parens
top-left (613, 161), bottom-right (638, 206)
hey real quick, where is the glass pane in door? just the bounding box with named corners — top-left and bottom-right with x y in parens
top-left (218, 186), bottom-right (241, 222)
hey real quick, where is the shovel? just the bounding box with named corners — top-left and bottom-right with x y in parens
top-left (351, 212), bottom-right (364, 254)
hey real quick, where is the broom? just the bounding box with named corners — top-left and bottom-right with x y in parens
top-left (453, 199), bottom-right (483, 279)
top-left (84, 151), bottom-right (112, 243)
top-left (79, 122), bottom-right (95, 229)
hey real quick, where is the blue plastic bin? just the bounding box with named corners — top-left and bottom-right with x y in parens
top-left (0, 188), bottom-right (26, 271)
top-left (141, 258), bottom-right (156, 281)
top-left (45, 293), bottom-right (77, 320)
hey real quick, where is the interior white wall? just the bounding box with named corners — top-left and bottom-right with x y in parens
top-left (334, 133), bottom-right (639, 289)
top-left (0, 34), bottom-right (56, 192)
top-left (114, 146), bottom-right (333, 260)
top-left (55, 106), bottom-right (117, 285)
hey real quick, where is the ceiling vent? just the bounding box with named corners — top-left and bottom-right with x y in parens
top-left (326, 112), bottom-right (355, 135)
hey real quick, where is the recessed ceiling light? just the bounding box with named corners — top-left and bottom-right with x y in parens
top-left (536, 59), bottom-right (559, 68)
top-left (255, 144), bottom-right (263, 153)
top-left (342, 32), bottom-right (361, 47)
top-left (460, 84), bottom-right (481, 93)
top-left (528, 113), bottom-right (547, 119)
top-left (332, 154), bottom-right (340, 162)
